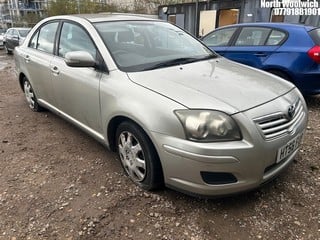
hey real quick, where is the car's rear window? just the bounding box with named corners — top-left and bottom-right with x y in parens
top-left (309, 28), bottom-right (320, 45)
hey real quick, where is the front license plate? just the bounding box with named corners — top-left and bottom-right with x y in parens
top-left (276, 134), bottom-right (303, 163)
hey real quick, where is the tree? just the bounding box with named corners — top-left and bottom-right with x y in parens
top-left (20, 12), bottom-right (43, 27)
top-left (48, 0), bottom-right (119, 16)
top-left (48, 0), bottom-right (78, 16)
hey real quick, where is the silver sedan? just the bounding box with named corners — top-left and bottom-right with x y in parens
top-left (14, 14), bottom-right (308, 197)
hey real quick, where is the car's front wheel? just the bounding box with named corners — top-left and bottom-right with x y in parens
top-left (23, 78), bottom-right (43, 112)
top-left (116, 121), bottom-right (163, 190)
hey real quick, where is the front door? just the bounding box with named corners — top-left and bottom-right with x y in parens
top-left (50, 22), bottom-right (102, 133)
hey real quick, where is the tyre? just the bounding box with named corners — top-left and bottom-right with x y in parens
top-left (116, 121), bottom-right (164, 190)
top-left (23, 78), bottom-right (43, 112)
top-left (4, 43), bottom-right (12, 55)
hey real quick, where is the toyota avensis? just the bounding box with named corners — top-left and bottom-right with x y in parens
top-left (14, 14), bottom-right (308, 197)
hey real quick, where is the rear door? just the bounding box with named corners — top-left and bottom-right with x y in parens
top-left (223, 27), bottom-right (286, 68)
top-left (22, 21), bottom-right (60, 104)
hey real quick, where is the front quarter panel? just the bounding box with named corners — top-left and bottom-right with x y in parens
top-left (99, 70), bottom-right (187, 146)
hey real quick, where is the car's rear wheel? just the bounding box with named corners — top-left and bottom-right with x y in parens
top-left (116, 121), bottom-right (163, 190)
top-left (4, 43), bottom-right (12, 55)
top-left (23, 78), bottom-right (43, 112)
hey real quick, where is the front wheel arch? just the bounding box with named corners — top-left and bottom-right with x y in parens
top-left (115, 120), bottom-right (164, 190)
top-left (107, 117), bottom-right (164, 190)
top-left (265, 69), bottom-right (293, 83)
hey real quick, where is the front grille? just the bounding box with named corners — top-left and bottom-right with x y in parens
top-left (254, 99), bottom-right (305, 140)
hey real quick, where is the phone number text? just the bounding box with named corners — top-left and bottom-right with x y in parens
top-left (273, 8), bottom-right (320, 15)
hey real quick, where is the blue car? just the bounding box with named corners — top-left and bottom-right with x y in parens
top-left (202, 23), bottom-right (320, 95)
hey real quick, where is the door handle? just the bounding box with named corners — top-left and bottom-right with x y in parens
top-left (51, 66), bottom-right (60, 75)
top-left (254, 52), bottom-right (267, 57)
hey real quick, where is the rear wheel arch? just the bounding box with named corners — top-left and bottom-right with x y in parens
top-left (21, 76), bottom-right (43, 112)
top-left (19, 73), bottom-right (27, 91)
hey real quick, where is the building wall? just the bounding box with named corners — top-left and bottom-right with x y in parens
top-left (0, 0), bottom-right (10, 28)
top-left (0, 0), bottom-right (48, 28)
top-left (159, 0), bottom-right (320, 37)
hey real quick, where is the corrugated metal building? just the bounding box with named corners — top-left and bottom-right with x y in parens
top-left (158, 0), bottom-right (320, 37)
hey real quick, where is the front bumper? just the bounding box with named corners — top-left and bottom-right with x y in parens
top-left (153, 132), bottom-right (302, 197)
top-left (151, 90), bottom-right (308, 197)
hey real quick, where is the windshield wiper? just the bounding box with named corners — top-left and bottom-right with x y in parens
top-left (144, 55), bottom-right (217, 71)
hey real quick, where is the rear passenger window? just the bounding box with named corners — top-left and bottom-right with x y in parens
top-left (29, 31), bottom-right (39, 49)
top-left (35, 22), bottom-right (59, 54)
top-left (235, 27), bottom-right (271, 46)
top-left (29, 22), bottom-right (59, 54)
top-left (266, 30), bottom-right (286, 45)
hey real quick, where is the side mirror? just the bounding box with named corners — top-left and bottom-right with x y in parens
top-left (65, 51), bottom-right (96, 68)
top-left (13, 35), bottom-right (19, 40)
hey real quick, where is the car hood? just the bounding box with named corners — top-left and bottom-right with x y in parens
top-left (127, 58), bottom-right (295, 114)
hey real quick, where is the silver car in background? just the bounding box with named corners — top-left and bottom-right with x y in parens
top-left (14, 14), bottom-right (308, 197)
top-left (4, 27), bottom-right (30, 54)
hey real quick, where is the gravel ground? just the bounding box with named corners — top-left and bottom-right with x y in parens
top-left (0, 50), bottom-right (319, 240)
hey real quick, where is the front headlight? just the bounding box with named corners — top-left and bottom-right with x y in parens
top-left (175, 110), bottom-right (242, 142)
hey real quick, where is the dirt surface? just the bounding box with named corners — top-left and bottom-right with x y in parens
top-left (0, 49), bottom-right (319, 240)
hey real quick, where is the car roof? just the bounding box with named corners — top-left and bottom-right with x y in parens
top-left (54, 13), bottom-right (160, 23)
top-left (218, 22), bottom-right (316, 31)
top-left (8, 27), bottom-right (31, 30)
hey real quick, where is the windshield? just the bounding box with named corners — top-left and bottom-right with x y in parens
top-left (94, 21), bottom-right (216, 72)
top-left (18, 29), bottom-right (30, 37)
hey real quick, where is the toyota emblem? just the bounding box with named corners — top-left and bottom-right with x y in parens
top-left (288, 105), bottom-right (296, 120)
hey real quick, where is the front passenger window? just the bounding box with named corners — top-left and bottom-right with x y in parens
top-left (202, 28), bottom-right (237, 46)
top-left (58, 22), bottom-right (96, 59)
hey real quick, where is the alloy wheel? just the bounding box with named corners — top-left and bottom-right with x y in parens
top-left (118, 131), bottom-right (146, 182)
top-left (23, 80), bottom-right (35, 109)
